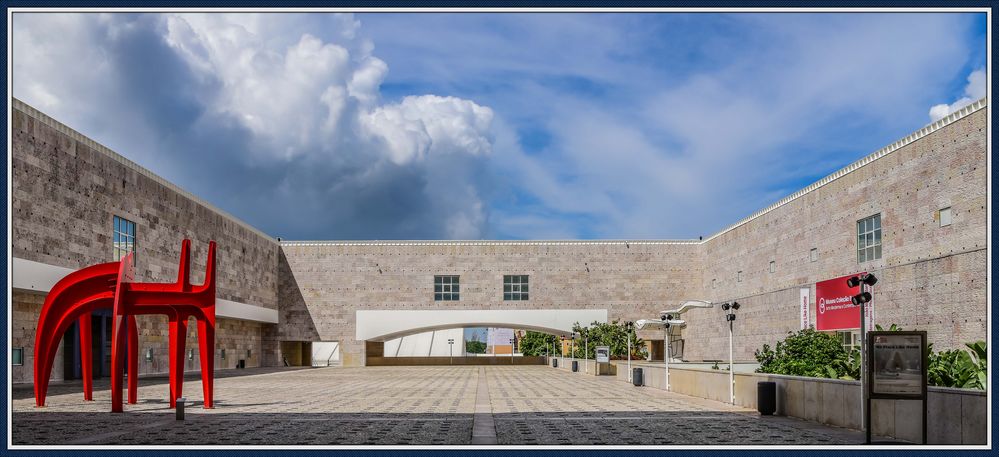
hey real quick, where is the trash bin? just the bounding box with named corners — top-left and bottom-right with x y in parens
top-left (757, 381), bottom-right (776, 415)
top-left (572, 360), bottom-right (579, 372)
top-left (237, 359), bottom-right (246, 369)
top-left (632, 368), bottom-right (643, 386)
top-left (553, 358), bottom-right (558, 368)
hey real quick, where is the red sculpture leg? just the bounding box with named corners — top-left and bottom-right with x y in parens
top-left (110, 313), bottom-right (129, 413)
top-left (33, 262), bottom-right (118, 407)
top-left (79, 312), bottom-right (93, 401)
top-left (197, 318), bottom-right (215, 409)
top-left (168, 314), bottom-right (189, 408)
top-left (127, 315), bottom-right (138, 404)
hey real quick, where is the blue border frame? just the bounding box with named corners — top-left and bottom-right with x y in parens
top-left (1, 1), bottom-right (995, 455)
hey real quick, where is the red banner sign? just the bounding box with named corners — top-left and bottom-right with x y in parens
top-left (815, 273), bottom-right (864, 331)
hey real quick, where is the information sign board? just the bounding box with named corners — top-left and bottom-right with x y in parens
top-left (595, 346), bottom-right (610, 363)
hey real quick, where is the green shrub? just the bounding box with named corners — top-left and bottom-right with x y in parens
top-left (929, 341), bottom-right (987, 390)
top-left (518, 331), bottom-right (557, 356)
top-left (569, 320), bottom-right (646, 359)
top-left (754, 326), bottom-right (987, 390)
top-left (754, 328), bottom-right (851, 379)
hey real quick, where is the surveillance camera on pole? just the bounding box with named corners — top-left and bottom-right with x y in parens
top-left (721, 301), bottom-right (740, 403)
top-left (846, 272), bottom-right (878, 444)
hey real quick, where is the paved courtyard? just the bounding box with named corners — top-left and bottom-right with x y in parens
top-left (12, 365), bottom-right (861, 446)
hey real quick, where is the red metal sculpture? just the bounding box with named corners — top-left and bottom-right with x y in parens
top-left (33, 239), bottom-right (216, 413)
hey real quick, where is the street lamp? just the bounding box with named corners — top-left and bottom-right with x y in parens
top-left (625, 321), bottom-right (634, 383)
top-left (660, 313), bottom-right (673, 390)
top-left (509, 338), bottom-right (515, 362)
top-left (721, 301), bottom-right (740, 404)
top-left (447, 338), bottom-right (454, 365)
top-left (847, 272), bottom-right (878, 443)
top-left (583, 328), bottom-right (589, 374)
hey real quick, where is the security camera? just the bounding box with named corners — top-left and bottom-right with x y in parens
top-left (731, 302), bottom-right (740, 311)
top-left (721, 303), bottom-right (731, 311)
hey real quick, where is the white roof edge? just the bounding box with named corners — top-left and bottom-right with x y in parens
top-left (280, 239), bottom-right (700, 246)
top-left (12, 98), bottom-right (277, 244)
top-left (701, 97), bottom-right (988, 243)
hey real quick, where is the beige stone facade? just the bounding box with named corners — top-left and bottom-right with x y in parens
top-left (9, 97), bottom-right (989, 373)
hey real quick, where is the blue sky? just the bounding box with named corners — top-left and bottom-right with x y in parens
top-left (12, 12), bottom-right (987, 240)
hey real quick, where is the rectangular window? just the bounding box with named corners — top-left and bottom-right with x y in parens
top-left (810, 248), bottom-right (818, 262)
top-left (939, 207), bottom-right (952, 227)
top-left (113, 215), bottom-right (137, 262)
top-left (769, 261), bottom-right (775, 273)
top-left (838, 331), bottom-right (860, 353)
top-left (503, 275), bottom-right (529, 301)
top-left (737, 271), bottom-right (743, 282)
top-left (857, 214), bottom-right (882, 263)
top-left (434, 275), bottom-right (460, 301)
top-left (12, 347), bottom-right (23, 366)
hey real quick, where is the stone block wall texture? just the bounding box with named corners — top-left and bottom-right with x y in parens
top-left (11, 100), bottom-right (279, 382)
top-left (277, 241), bottom-right (703, 366)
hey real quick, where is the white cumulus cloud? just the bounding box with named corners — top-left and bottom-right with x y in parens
top-left (12, 12), bottom-right (497, 240)
top-left (929, 68), bottom-right (986, 121)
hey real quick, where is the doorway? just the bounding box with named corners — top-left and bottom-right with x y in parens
top-left (62, 310), bottom-right (116, 380)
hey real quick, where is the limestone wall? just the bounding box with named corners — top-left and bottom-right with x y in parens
top-left (11, 99), bottom-right (279, 383)
top-left (277, 241), bottom-right (703, 366)
top-left (11, 99), bottom-right (279, 308)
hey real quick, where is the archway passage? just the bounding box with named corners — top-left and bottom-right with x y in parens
top-left (356, 309), bottom-right (606, 366)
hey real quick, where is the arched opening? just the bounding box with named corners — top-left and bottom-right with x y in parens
top-left (356, 309), bottom-right (607, 366)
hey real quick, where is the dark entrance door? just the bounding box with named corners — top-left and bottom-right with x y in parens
top-left (62, 310), bottom-right (114, 380)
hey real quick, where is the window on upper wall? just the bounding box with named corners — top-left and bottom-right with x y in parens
top-left (113, 215), bottom-right (137, 262)
top-left (503, 275), bottom-right (529, 301)
top-left (12, 347), bottom-right (23, 366)
top-left (939, 207), bottom-right (952, 227)
top-left (737, 271), bottom-right (743, 282)
top-left (434, 275), bottom-right (460, 301)
top-left (857, 214), bottom-right (882, 263)
top-left (810, 248), bottom-right (818, 262)
top-left (769, 261), bottom-right (775, 273)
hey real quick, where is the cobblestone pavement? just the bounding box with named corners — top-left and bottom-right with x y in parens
top-left (12, 365), bottom-right (861, 446)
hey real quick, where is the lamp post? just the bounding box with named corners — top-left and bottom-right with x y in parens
top-left (721, 301), bottom-right (740, 404)
top-left (584, 329), bottom-right (589, 374)
top-left (571, 334), bottom-right (576, 366)
top-left (660, 313), bottom-right (671, 390)
top-left (509, 338), bottom-right (515, 362)
top-left (447, 338), bottom-right (454, 365)
top-left (625, 321), bottom-right (634, 383)
top-left (848, 273), bottom-right (878, 444)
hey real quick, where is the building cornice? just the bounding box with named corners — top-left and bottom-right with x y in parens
top-left (12, 98), bottom-right (277, 243)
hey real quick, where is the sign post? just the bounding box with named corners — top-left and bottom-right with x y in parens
top-left (867, 331), bottom-right (927, 444)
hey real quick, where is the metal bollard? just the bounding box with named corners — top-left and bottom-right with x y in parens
top-left (176, 397), bottom-right (186, 421)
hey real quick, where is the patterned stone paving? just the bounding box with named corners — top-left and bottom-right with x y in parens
top-left (12, 365), bottom-right (860, 446)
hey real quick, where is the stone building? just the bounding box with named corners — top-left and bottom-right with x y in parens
top-left (9, 97), bottom-right (988, 377)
